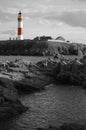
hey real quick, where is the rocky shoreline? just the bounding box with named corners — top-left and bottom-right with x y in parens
top-left (0, 58), bottom-right (54, 119)
top-left (0, 77), bottom-right (28, 119)
top-left (0, 55), bottom-right (86, 119)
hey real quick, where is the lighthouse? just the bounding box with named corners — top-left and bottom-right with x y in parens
top-left (18, 11), bottom-right (23, 40)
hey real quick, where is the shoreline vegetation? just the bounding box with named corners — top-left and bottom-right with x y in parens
top-left (0, 39), bottom-right (84, 56)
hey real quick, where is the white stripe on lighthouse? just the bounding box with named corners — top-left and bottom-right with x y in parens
top-left (18, 35), bottom-right (23, 40)
top-left (18, 22), bottom-right (23, 28)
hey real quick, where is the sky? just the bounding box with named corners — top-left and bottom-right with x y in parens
top-left (0, 0), bottom-right (86, 43)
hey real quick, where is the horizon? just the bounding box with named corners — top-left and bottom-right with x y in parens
top-left (0, 0), bottom-right (86, 43)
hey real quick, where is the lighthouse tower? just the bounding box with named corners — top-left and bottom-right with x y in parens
top-left (18, 11), bottom-right (23, 40)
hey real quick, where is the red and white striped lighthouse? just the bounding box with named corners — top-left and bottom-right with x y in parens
top-left (18, 11), bottom-right (23, 40)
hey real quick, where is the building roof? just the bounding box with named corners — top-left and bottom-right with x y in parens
top-left (56, 36), bottom-right (66, 41)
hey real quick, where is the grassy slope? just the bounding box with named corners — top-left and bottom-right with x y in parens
top-left (0, 39), bottom-right (82, 56)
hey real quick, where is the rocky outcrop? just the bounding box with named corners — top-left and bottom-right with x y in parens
top-left (55, 58), bottom-right (86, 87)
top-left (0, 59), bottom-right (54, 93)
top-left (0, 100), bottom-right (28, 119)
top-left (59, 123), bottom-right (86, 130)
top-left (37, 123), bottom-right (86, 130)
top-left (0, 55), bottom-right (86, 97)
top-left (0, 77), bottom-right (28, 119)
top-left (35, 56), bottom-right (86, 88)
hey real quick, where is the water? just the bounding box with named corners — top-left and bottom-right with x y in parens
top-left (1, 84), bottom-right (86, 130)
top-left (0, 56), bottom-right (49, 63)
top-left (0, 55), bottom-right (79, 63)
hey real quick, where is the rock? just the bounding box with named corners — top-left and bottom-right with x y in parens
top-left (0, 100), bottom-right (28, 119)
top-left (36, 58), bottom-right (59, 77)
top-left (4, 59), bottom-right (54, 93)
top-left (59, 123), bottom-right (86, 130)
top-left (0, 77), bottom-right (28, 119)
top-left (14, 71), bottom-right (54, 93)
top-left (6, 57), bottom-right (86, 90)
top-left (37, 123), bottom-right (86, 130)
top-left (7, 61), bottom-right (19, 68)
top-left (55, 56), bottom-right (86, 87)
top-left (37, 126), bottom-right (58, 130)
top-left (1, 56), bottom-right (86, 94)
top-left (0, 77), bottom-right (18, 101)
top-left (0, 59), bottom-right (54, 94)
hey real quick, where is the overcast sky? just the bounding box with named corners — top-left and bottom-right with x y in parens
top-left (0, 0), bottom-right (86, 42)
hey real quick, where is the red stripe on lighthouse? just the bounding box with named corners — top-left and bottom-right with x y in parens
top-left (18, 28), bottom-right (23, 35)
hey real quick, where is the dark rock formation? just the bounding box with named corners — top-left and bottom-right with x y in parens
top-left (37, 123), bottom-right (86, 130)
top-left (35, 56), bottom-right (86, 88)
top-left (60, 123), bottom-right (86, 130)
top-left (55, 57), bottom-right (86, 87)
top-left (37, 126), bottom-right (58, 130)
top-left (0, 100), bottom-right (28, 119)
top-left (0, 77), bottom-right (28, 119)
